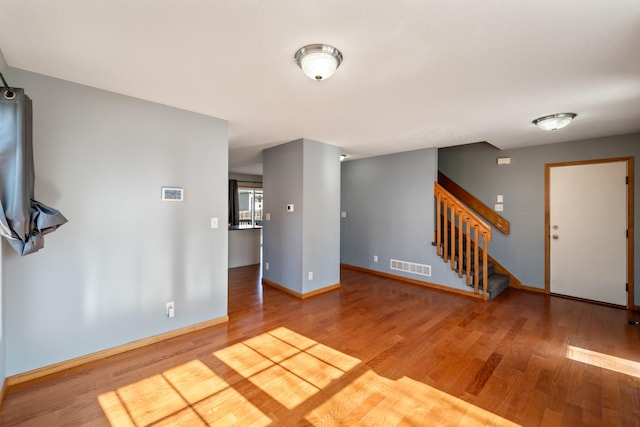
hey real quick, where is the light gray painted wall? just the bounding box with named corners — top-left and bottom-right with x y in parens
top-left (302, 139), bottom-right (341, 293)
top-left (3, 68), bottom-right (229, 375)
top-left (263, 139), bottom-right (341, 294)
top-left (340, 148), bottom-right (468, 291)
top-left (263, 140), bottom-right (304, 293)
top-left (438, 133), bottom-right (640, 305)
top-left (0, 241), bottom-right (5, 386)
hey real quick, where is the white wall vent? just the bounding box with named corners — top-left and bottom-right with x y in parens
top-left (390, 259), bottom-right (431, 277)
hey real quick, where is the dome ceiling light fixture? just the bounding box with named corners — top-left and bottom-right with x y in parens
top-left (532, 113), bottom-right (577, 131)
top-left (295, 44), bottom-right (343, 81)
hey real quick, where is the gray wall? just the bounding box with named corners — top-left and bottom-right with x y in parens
top-left (341, 148), bottom-right (468, 291)
top-left (302, 139), bottom-right (341, 293)
top-left (3, 68), bottom-right (229, 375)
top-left (438, 133), bottom-right (640, 305)
top-left (263, 139), bottom-right (341, 294)
top-left (0, 240), bottom-right (4, 386)
top-left (263, 140), bottom-right (304, 293)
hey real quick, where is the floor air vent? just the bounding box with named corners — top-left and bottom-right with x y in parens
top-left (390, 259), bottom-right (431, 277)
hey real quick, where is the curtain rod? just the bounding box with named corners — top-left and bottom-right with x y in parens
top-left (0, 72), bottom-right (16, 100)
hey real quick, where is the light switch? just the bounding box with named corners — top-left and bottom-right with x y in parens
top-left (341, 211), bottom-right (347, 218)
top-left (265, 213), bottom-right (271, 221)
top-left (497, 195), bottom-right (503, 203)
top-left (210, 217), bottom-right (218, 228)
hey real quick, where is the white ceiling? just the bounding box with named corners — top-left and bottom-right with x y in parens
top-left (1, 1), bottom-right (639, 174)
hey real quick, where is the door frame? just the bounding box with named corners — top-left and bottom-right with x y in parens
top-left (544, 157), bottom-right (635, 308)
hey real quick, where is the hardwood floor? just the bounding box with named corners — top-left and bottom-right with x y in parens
top-left (0, 265), bottom-right (638, 426)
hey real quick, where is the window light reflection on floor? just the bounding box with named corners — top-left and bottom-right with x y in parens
top-left (566, 345), bottom-right (640, 378)
top-left (98, 359), bottom-right (270, 426)
top-left (98, 327), bottom-right (521, 426)
top-left (213, 327), bottom-right (358, 409)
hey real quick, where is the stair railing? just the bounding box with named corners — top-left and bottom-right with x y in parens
top-left (434, 181), bottom-right (492, 300)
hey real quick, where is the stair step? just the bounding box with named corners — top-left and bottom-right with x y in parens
top-left (436, 240), bottom-right (509, 300)
top-left (469, 261), bottom-right (494, 277)
top-left (437, 252), bottom-right (495, 277)
top-left (436, 242), bottom-right (493, 276)
top-left (484, 273), bottom-right (509, 301)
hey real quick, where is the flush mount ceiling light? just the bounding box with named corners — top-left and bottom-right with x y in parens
top-left (295, 44), bottom-right (343, 81)
top-left (532, 113), bottom-right (577, 131)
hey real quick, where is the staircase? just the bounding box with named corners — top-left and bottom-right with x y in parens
top-left (434, 181), bottom-right (509, 301)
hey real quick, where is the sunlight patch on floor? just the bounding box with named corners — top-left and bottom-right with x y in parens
top-left (566, 345), bottom-right (640, 378)
top-left (213, 327), bottom-right (358, 409)
top-left (304, 373), bottom-right (520, 426)
top-left (99, 327), bottom-right (520, 426)
top-left (98, 359), bottom-right (270, 426)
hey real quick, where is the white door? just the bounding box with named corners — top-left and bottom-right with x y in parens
top-left (549, 161), bottom-right (627, 306)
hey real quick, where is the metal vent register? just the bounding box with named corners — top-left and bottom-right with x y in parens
top-left (390, 259), bottom-right (431, 277)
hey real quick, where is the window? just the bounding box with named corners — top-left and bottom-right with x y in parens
top-left (238, 188), bottom-right (263, 228)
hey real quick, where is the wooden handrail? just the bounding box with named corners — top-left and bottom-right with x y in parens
top-left (435, 181), bottom-right (492, 300)
top-left (438, 172), bottom-right (510, 235)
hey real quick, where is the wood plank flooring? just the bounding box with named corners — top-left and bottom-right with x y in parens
top-left (0, 265), bottom-right (638, 426)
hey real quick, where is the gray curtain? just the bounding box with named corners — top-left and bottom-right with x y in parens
top-left (228, 179), bottom-right (239, 227)
top-left (0, 87), bottom-right (67, 255)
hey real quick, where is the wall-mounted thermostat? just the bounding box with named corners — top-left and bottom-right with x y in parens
top-left (286, 204), bottom-right (294, 212)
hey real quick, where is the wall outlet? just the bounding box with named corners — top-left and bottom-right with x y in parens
top-left (166, 301), bottom-right (175, 318)
top-left (373, 255), bottom-right (378, 262)
top-left (308, 271), bottom-right (313, 280)
top-left (341, 211), bottom-right (347, 218)
top-left (265, 262), bottom-right (269, 271)
top-left (265, 212), bottom-right (271, 221)
top-left (495, 203), bottom-right (504, 212)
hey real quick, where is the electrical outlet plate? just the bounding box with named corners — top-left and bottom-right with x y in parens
top-left (166, 301), bottom-right (175, 318)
